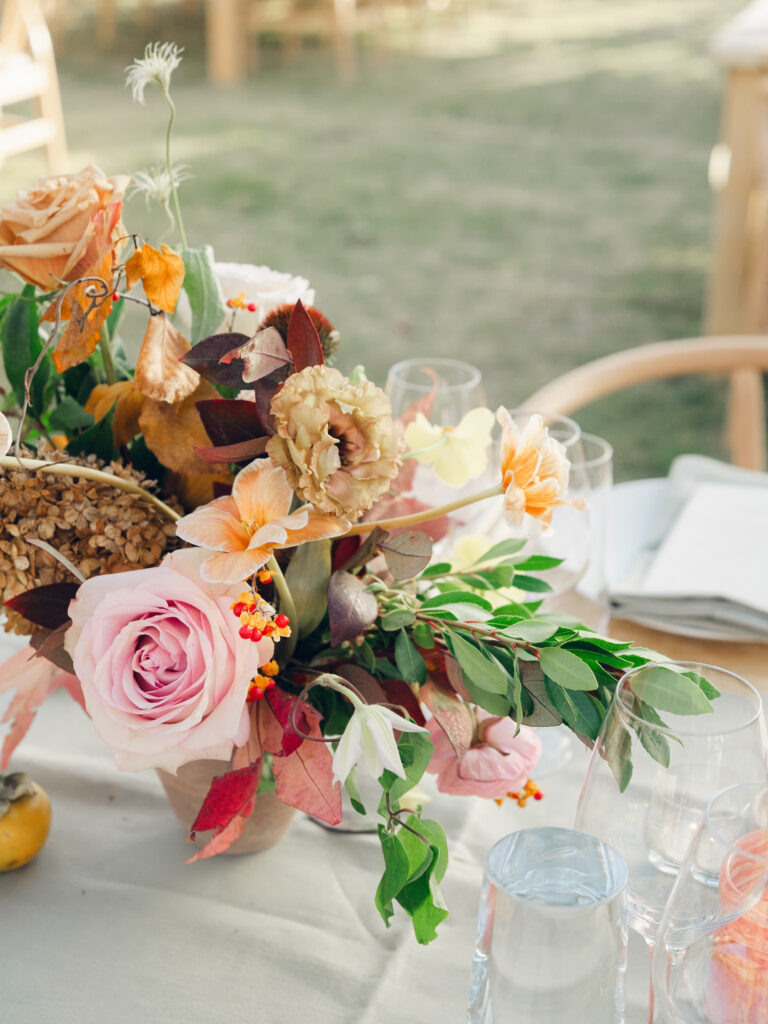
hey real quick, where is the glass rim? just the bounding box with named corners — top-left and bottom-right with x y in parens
top-left (486, 826), bottom-right (628, 906)
top-left (705, 781), bottom-right (768, 862)
top-left (615, 660), bottom-right (763, 738)
top-left (386, 357), bottom-right (482, 393)
top-left (575, 432), bottom-right (613, 469)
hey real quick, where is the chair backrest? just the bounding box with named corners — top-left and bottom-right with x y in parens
top-left (522, 335), bottom-right (768, 471)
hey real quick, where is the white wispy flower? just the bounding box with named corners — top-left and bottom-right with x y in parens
top-left (125, 42), bottom-right (183, 104)
top-left (332, 701), bottom-right (428, 786)
top-left (130, 164), bottom-right (191, 207)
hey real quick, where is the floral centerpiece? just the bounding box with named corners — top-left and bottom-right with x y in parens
top-left (0, 44), bottom-right (717, 943)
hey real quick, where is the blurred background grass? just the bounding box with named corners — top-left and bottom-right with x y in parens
top-left (0, 0), bottom-right (747, 478)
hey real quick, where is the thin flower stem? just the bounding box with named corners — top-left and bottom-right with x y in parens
top-left (267, 555), bottom-right (299, 661)
top-left (344, 483), bottom-right (503, 537)
top-left (99, 323), bottom-right (117, 386)
top-left (163, 90), bottom-right (188, 250)
top-left (0, 456), bottom-right (180, 522)
top-left (402, 436), bottom-right (448, 459)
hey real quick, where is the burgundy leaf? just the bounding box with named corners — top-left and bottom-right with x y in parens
top-left (183, 332), bottom-right (252, 388)
top-left (380, 531), bottom-right (433, 581)
top-left (194, 437), bottom-right (269, 464)
top-left (190, 760), bottom-right (262, 833)
top-left (196, 398), bottom-right (269, 446)
top-left (212, 480), bottom-right (233, 498)
top-left (332, 536), bottom-right (361, 573)
top-left (382, 678), bottom-right (427, 727)
top-left (421, 678), bottom-right (473, 758)
top-left (265, 688), bottom-right (310, 756)
top-left (6, 581), bottom-right (79, 630)
top-left (29, 622), bottom-right (76, 675)
top-left (337, 664), bottom-right (386, 705)
top-left (327, 570), bottom-right (378, 646)
top-left (220, 326), bottom-right (291, 382)
top-left (286, 299), bottom-right (323, 371)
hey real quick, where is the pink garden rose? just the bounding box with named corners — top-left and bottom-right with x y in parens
top-left (427, 709), bottom-right (541, 799)
top-left (64, 548), bottom-right (272, 773)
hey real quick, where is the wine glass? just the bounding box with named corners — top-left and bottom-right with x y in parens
top-left (385, 356), bottom-right (486, 425)
top-left (654, 782), bottom-right (768, 1022)
top-left (575, 662), bottom-right (767, 1023)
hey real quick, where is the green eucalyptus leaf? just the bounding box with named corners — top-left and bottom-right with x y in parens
top-left (629, 665), bottom-right (715, 716)
top-left (540, 647), bottom-right (598, 691)
top-left (446, 630), bottom-right (508, 695)
top-left (503, 619), bottom-right (559, 644)
top-left (603, 710), bottom-right (633, 792)
top-left (420, 590), bottom-right (493, 612)
top-left (512, 555), bottom-right (563, 571)
top-left (49, 395), bottom-right (94, 433)
top-left (376, 829), bottom-right (411, 926)
top-left (179, 246), bottom-right (226, 343)
top-left (512, 574), bottom-right (553, 593)
top-left (544, 679), bottom-right (603, 740)
top-left (381, 609), bottom-right (416, 631)
top-left (284, 539), bottom-right (331, 637)
top-left (65, 401), bottom-right (117, 462)
top-left (412, 622), bottom-right (434, 650)
top-left (473, 538), bottom-right (526, 563)
top-left (394, 629), bottom-right (427, 685)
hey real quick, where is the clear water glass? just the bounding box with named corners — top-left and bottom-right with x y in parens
top-left (385, 356), bottom-right (486, 425)
top-left (467, 827), bottom-right (629, 1024)
top-left (654, 782), bottom-right (768, 1022)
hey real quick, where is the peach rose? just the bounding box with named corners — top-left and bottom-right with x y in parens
top-left (0, 164), bottom-right (130, 290)
top-left (64, 548), bottom-right (272, 773)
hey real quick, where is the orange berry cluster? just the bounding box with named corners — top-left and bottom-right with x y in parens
top-left (495, 780), bottom-right (543, 808)
top-left (247, 660), bottom-right (280, 702)
top-left (230, 587), bottom-right (291, 644)
top-left (226, 291), bottom-right (259, 314)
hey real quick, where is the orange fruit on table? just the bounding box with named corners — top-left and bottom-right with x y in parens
top-left (0, 772), bottom-right (51, 871)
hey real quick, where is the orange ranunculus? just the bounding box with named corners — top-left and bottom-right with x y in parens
top-left (175, 457), bottom-right (348, 584)
top-left (0, 165), bottom-right (129, 290)
top-left (497, 408), bottom-right (571, 528)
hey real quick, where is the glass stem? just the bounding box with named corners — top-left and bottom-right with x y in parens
top-left (647, 941), bottom-right (655, 1024)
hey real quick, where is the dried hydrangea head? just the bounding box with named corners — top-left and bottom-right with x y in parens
top-left (266, 365), bottom-right (402, 521)
top-left (0, 448), bottom-right (182, 636)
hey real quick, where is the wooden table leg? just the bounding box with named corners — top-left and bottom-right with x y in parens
top-left (206, 0), bottom-right (247, 85)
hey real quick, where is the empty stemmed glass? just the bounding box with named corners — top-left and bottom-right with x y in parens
top-left (575, 662), bottom-right (767, 1023)
top-left (654, 782), bottom-right (768, 1022)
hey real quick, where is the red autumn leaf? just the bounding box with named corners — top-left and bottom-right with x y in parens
top-left (196, 397), bottom-right (269, 446)
top-left (190, 760), bottom-right (262, 833)
top-left (0, 645), bottom-right (82, 768)
top-left (421, 678), bottom-right (473, 759)
top-left (195, 437), bottom-right (269, 464)
top-left (332, 536), bottom-right (360, 573)
top-left (186, 794), bottom-right (257, 864)
top-left (285, 299), bottom-right (324, 371)
top-left (272, 703), bottom-right (341, 825)
top-left (265, 688), bottom-right (309, 756)
top-left (382, 678), bottom-right (427, 727)
top-left (6, 581), bottom-right (79, 630)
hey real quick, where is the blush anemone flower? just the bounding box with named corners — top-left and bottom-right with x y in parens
top-left (403, 407), bottom-right (495, 488)
top-left (496, 408), bottom-right (572, 528)
top-left (174, 458), bottom-right (347, 584)
top-left (427, 709), bottom-right (541, 799)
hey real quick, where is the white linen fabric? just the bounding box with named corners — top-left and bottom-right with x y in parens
top-left (2, 631), bottom-right (659, 1022)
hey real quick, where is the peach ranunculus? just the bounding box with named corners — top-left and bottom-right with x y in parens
top-left (267, 365), bottom-right (402, 521)
top-left (64, 548), bottom-right (272, 773)
top-left (427, 709), bottom-right (541, 799)
top-left (497, 407), bottom-right (571, 528)
top-left (0, 164), bottom-right (129, 290)
top-left (175, 457), bottom-right (347, 584)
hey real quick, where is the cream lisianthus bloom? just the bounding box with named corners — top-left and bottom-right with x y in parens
top-left (332, 698), bottom-right (428, 785)
top-left (404, 407), bottom-right (495, 488)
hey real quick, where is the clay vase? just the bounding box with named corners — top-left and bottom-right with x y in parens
top-left (156, 759), bottom-right (295, 855)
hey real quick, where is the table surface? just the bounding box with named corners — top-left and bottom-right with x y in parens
top-left (1, 615), bottom-right (766, 1023)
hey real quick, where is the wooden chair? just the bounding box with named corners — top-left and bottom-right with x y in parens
top-left (522, 336), bottom-right (768, 471)
top-left (0, 0), bottom-right (67, 171)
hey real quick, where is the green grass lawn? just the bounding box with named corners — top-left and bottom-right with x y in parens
top-left (1, 0), bottom-right (747, 478)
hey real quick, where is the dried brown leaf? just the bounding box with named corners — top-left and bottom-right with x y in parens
top-left (133, 314), bottom-right (199, 404)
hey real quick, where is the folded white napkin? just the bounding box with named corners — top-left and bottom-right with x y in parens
top-left (609, 456), bottom-right (768, 642)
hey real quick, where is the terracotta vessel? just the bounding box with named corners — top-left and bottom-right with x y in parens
top-left (156, 759), bottom-right (295, 855)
